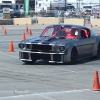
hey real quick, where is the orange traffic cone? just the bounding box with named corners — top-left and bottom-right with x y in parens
top-left (29, 29), bottom-right (32, 36)
top-left (2, 25), bottom-right (4, 29)
top-left (92, 71), bottom-right (100, 91)
top-left (4, 28), bottom-right (7, 35)
top-left (26, 25), bottom-right (29, 34)
top-left (8, 40), bottom-right (15, 52)
top-left (22, 33), bottom-right (26, 40)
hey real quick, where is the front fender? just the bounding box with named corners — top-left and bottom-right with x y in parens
top-left (65, 43), bottom-right (77, 62)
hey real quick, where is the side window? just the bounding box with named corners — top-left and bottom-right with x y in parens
top-left (86, 29), bottom-right (90, 38)
top-left (80, 28), bottom-right (90, 39)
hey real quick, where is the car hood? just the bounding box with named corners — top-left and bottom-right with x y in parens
top-left (22, 37), bottom-right (77, 45)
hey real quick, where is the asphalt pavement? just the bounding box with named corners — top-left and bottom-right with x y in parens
top-left (0, 24), bottom-right (100, 100)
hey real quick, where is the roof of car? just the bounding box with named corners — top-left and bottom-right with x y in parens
top-left (47, 24), bottom-right (88, 29)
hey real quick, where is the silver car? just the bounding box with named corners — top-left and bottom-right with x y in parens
top-left (18, 24), bottom-right (100, 64)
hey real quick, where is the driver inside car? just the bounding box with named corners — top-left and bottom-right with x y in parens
top-left (56, 27), bottom-right (66, 37)
top-left (65, 28), bottom-right (78, 39)
top-left (65, 28), bottom-right (72, 36)
top-left (52, 27), bottom-right (78, 39)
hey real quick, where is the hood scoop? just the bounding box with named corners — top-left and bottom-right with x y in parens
top-left (46, 37), bottom-right (57, 42)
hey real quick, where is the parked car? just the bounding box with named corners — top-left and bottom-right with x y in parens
top-left (18, 24), bottom-right (100, 64)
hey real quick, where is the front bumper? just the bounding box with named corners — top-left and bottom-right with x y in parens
top-left (19, 50), bottom-right (68, 62)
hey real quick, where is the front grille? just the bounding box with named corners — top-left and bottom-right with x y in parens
top-left (31, 44), bottom-right (52, 52)
top-left (31, 53), bottom-right (51, 60)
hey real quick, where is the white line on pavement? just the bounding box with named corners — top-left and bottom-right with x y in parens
top-left (39, 94), bottom-right (56, 100)
top-left (0, 89), bottom-right (91, 99)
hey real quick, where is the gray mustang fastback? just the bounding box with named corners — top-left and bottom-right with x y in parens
top-left (18, 24), bottom-right (100, 64)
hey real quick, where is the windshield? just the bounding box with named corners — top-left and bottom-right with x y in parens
top-left (40, 26), bottom-right (79, 39)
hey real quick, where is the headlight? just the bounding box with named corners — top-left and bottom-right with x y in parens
top-left (26, 44), bottom-right (32, 49)
top-left (59, 46), bottom-right (65, 51)
top-left (18, 43), bottom-right (25, 49)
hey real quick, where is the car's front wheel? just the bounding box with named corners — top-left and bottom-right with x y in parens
top-left (97, 42), bottom-right (100, 58)
top-left (71, 47), bottom-right (78, 64)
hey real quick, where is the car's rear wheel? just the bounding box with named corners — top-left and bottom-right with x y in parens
top-left (22, 58), bottom-right (37, 64)
top-left (97, 42), bottom-right (100, 58)
top-left (71, 47), bottom-right (78, 64)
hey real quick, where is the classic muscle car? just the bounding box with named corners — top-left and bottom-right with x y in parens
top-left (18, 24), bottom-right (100, 64)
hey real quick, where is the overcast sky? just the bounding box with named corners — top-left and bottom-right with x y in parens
top-left (51, 0), bottom-right (100, 3)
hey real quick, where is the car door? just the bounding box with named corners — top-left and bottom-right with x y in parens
top-left (76, 28), bottom-right (96, 58)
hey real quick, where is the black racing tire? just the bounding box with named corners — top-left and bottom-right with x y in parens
top-left (22, 59), bottom-right (37, 64)
top-left (71, 47), bottom-right (78, 64)
top-left (97, 42), bottom-right (100, 58)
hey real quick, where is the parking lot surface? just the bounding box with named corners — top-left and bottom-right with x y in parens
top-left (0, 24), bottom-right (100, 100)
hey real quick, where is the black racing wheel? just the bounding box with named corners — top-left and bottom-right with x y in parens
top-left (71, 47), bottom-right (78, 64)
top-left (97, 42), bottom-right (100, 58)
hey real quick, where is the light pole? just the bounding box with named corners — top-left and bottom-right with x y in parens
top-left (35, 0), bottom-right (38, 23)
top-left (65, 0), bottom-right (67, 11)
top-left (79, 0), bottom-right (80, 10)
top-left (50, 1), bottom-right (52, 14)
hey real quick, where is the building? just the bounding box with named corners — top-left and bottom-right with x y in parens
top-left (35, 0), bottom-right (78, 12)
top-left (0, 0), bottom-right (35, 10)
top-left (16, 0), bottom-right (35, 9)
top-left (35, 0), bottom-right (50, 12)
top-left (0, 0), bottom-right (100, 13)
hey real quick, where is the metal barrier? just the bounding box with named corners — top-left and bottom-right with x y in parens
top-left (33, 11), bottom-right (91, 25)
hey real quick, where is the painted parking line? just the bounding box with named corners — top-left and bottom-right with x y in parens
top-left (0, 89), bottom-right (91, 99)
top-left (39, 95), bottom-right (56, 100)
